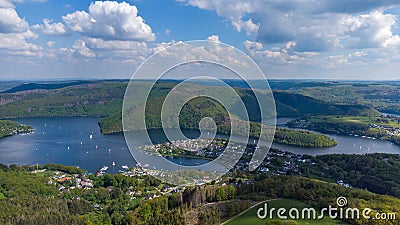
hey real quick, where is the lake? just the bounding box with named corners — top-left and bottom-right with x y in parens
top-left (0, 117), bottom-right (399, 173)
top-left (0, 117), bottom-right (211, 173)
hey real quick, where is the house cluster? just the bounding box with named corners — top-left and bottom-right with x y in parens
top-left (48, 171), bottom-right (94, 191)
top-left (121, 167), bottom-right (147, 177)
top-left (337, 179), bottom-right (352, 188)
top-left (367, 114), bottom-right (400, 137)
top-left (233, 145), bottom-right (315, 176)
top-left (289, 119), bottom-right (311, 129)
top-left (140, 139), bottom-right (248, 165)
top-left (76, 177), bottom-right (94, 189)
top-left (370, 123), bottom-right (400, 136)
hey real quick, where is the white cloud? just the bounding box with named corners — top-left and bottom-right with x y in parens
top-left (33, 18), bottom-right (68, 35)
top-left (178, 0), bottom-right (259, 34)
top-left (340, 11), bottom-right (400, 48)
top-left (72, 40), bottom-right (96, 58)
top-left (244, 40), bottom-right (263, 51)
top-left (0, 0), bottom-right (14, 8)
top-left (0, 7), bottom-right (28, 33)
top-left (179, 0), bottom-right (400, 51)
top-left (63, 1), bottom-right (155, 41)
top-left (84, 37), bottom-right (148, 51)
top-left (0, 30), bottom-right (41, 57)
top-left (0, 2), bottom-right (41, 56)
top-left (244, 40), bottom-right (319, 65)
top-left (47, 41), bottom-right (55, 47)
top-left (207, 34), bottom-right (220, 42)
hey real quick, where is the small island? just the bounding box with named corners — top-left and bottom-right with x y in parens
top-left (0, 120), bottom-right (33, 139)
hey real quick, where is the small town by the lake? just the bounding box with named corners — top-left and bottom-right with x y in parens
top-left (1, 1), bottom-right (400, 224)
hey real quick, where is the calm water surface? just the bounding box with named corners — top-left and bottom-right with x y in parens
top-left (0, 117), bottom-right (399, 172)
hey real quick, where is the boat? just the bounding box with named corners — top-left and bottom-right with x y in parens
top-left (121, 165), bottom-right (129, 170)
top-left (112, 161), bottom-right (116, 166)
top-left (89, 134), bottom-right (93, 139)
top-left (100, 166), bottom-right (109, 171)
top-left (67, 146), bottom-right (70, 150)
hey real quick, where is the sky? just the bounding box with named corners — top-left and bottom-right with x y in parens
top-left (0, 0), bottom-right (400, 80)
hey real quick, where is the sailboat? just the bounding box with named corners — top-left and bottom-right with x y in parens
top-left (112, 161), bottom-right (116, 166)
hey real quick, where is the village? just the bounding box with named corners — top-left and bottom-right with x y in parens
top-left (370, 114), bottom-right (400, 137)
top-left (32, 138), bottom-right (351, 206)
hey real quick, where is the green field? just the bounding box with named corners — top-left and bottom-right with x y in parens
top-left (224, 199), bottom-right (347, 225)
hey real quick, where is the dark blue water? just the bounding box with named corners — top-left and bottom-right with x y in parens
top-left (0, 117), bottom-right (399, 173)
top-left (0, 117), bottom-right (210, 173)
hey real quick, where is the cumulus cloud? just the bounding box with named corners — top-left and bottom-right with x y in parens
top-left (0, 30), bottom-right (42, 57)
top-left (0, 0), bottom-right (14, 8)
top-left (0, 1), bottom-right (42, 56)
top-left (179, 0), bottom-right (400, 51)
top-left (33, 18), bottom-right (68, 35)
top-left (47, 41), bottom-right (55, 47)
top-left (339, 11), bottom-right (400, 48)
top-left (243, 40), bottom-right (263, 51)
top-left (72, 39), bottom-right (96, 58)
top-left (63, 1), bottom-right (155, 41)
top-left (244, 40), bottom-right (319, 65)
top-left (178, 0), bottom-right (259, 34)
top-left (207, 34), bottom-right (220, 42)
top-left (0, 7), bottom-right (28, 33)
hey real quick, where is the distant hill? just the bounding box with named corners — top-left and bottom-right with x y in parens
top-left (273, 91), bottom-right (378, 117)
top-left (0, 81), bottom-right (95, 93)
top-left (99, 83), bottom-right (378, 134)
top-left (289, 81), bottom-right (400, 114)
top-left (0, 81), bottom-right (126, 118)
top-left (0, 80), bottom-right (378, 135)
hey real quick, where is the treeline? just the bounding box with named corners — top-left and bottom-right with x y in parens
top-left (274, 128), bottom-right (337, 147)
top-left (0, 166), bottom-right (83, 224)
top-left (0, 120), bottom-right (32, 138)
top-left (288, 117), bottom-right (385, 138)
top-left (301, 153), bottom-right (400, 198)
top-left (236, 176), bottom-right (400, 225)
top-left (1, 163), bottom-right (400, 225)
top-left (43, 163), bottom-right (86, 174)
top-left (0, 82), bottom-right (126, 119)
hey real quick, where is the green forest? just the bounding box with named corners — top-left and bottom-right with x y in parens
top-left (289, 81), bottom-right (400, 115)
top-left (0, 163), bottom-right (399, 225)
top-left (0, 120), bottom-right (32, 139)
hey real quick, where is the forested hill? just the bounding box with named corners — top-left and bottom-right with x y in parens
top-left (0, 120), bottom-right (33, 139)
top-left (0, 81), bottom-right (93, 93)
top-left (0, 81), bottom-right (378, 135)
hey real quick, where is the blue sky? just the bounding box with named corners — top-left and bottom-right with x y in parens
top-left (0, 0), bottom-right (400, 80)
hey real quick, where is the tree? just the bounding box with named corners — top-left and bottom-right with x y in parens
top-left (103, 174), bottom-right (117, 187)
top-left (216, 187), bottom-right (226, 201)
